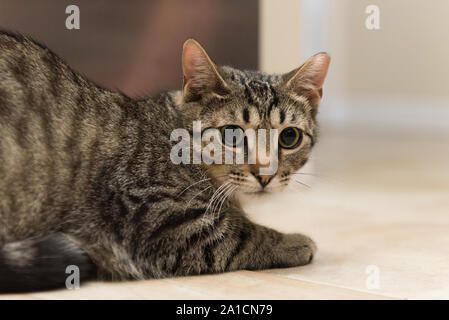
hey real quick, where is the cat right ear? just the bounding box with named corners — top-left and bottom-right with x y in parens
top-left (182, 39), bottom-right (229, 102)
top-left (282, 52), bottom-right (330, 111)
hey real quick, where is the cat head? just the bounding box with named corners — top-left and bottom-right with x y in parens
top-left (180, 39), bottom-right (330, 194)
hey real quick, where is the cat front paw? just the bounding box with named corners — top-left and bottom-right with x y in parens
top-left (277, 233), bottom-right (317, 267)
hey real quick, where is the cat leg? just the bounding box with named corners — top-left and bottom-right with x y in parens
top-left (159, 213), bottom-right (316, 276)
top-left (215, 219), bottom-right (316, 272)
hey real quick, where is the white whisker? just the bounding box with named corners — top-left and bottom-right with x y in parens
top-left (291, 178), bottom-right (311, 189)
top-left (209, 182), bottom-right (234, 217)
top-left (205, 181), bottom-right (231, 216)
top-left (183, 185), bottom-right (212, 214)
top-left (210, 183), bottom-right (235, 218)
top-left (215, 185), bottom-right (238, 219)
top-left (177, 178), bottom-right (211, 198)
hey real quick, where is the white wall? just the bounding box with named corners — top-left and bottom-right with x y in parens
top-left (260, 0), bottom-right (449, 131)
top-left (259, 0), bottom-right (302, 74)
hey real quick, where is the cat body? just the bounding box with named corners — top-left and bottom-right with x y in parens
top-left (0, 31), bottom-right (329, 292)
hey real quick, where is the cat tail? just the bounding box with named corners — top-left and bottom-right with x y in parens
top-left (0, 233), bottom-right (96, 293)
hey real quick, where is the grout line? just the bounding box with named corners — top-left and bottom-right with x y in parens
top-left (258, 271), bottom-right (404, 300)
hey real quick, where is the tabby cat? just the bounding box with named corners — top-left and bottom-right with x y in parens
top-left (0, 31), bottom-right (330, 292)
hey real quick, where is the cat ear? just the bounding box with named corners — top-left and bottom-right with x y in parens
top-left (282, 52), bottom-right (330, 110)
top-left (182, 39), bottom-right (229, 102)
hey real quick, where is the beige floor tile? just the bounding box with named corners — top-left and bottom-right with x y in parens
top-left (1, 271), bottom-right (393, 300)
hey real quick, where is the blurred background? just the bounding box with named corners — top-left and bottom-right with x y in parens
top-left (0, 0), bottom-right (258, 96)
top-left (1, 0), bottom-right (447, 129)
top-left (0, 0), bottom-right (448, 299)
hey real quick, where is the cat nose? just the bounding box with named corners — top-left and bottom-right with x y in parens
top-left (252, 172), bottom-right (274, 187)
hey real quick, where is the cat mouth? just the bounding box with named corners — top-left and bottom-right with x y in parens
top-left (244, 189), bottom-right (269, 195)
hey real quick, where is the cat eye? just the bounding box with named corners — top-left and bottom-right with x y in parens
top-left (220, 125), bottom-right (245, 148)
top-left (279, 127), bottom-right (303, 149)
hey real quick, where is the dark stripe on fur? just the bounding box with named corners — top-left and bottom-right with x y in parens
top-left (224, 227), bottom-right (251, 271)
top-left (243, 108), bottom-right (250, 123)
top-left (279, 109), bottom-right (286, 124)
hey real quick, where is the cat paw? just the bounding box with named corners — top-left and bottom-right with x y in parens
top-left (278, 233), bottom-right (317, 267)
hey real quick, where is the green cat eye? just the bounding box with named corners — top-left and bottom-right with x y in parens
top-left (220, 125), bottom-right (245, 148)
top-left (279, 127), bottom-right (303, 149)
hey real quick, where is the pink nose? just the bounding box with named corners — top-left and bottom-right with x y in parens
top-left (252, 173), bottom-right (274, 187)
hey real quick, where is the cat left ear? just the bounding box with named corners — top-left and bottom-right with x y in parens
top-left (182, 39), bottom-right (229, 102)
top-left (282, 52), bottom-right (330, 110)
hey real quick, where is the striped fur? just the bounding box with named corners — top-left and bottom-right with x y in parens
top-left (0, 33), bottom-right (329, 292)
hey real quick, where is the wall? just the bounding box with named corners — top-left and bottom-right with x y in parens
top-left (260, 0), bottom-right (449, 131)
